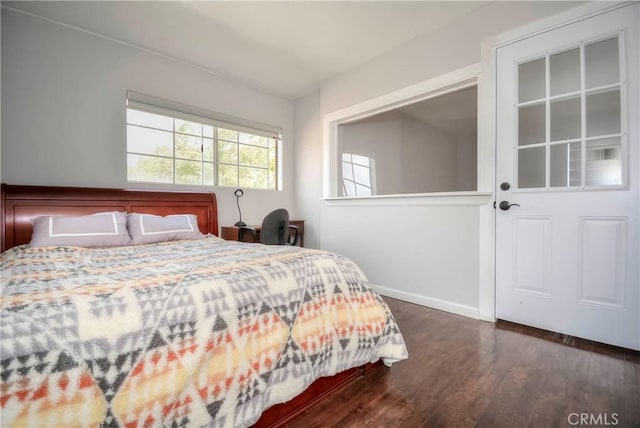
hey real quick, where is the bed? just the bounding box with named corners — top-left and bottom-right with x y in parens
top-left (0, 184), bottom-right (408, 427)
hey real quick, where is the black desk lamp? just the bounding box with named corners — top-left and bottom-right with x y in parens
top-left (234, 188), bottom-right (246, 227)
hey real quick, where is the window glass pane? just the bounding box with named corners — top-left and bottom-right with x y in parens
top-left (550, 48), bottom-right (580, 96)
top-left (352, 154), bottom-right (370, 167)
top-left (219, 128), bottom-right (238, 142)
top-left (586, 137), bottom-right (622, 186)
top-left (518, 147), bottom-right (546, 188)
top-left (353, 164), bottom-right (370, 185)
top-left (550, 96), bottom-right (581, 141)
top-left (175, 134), bottom-right (202, 160)
top-left (203, 125), bottom-right (214, 138)
top-left (218, 164), bottom-right (238, 187)
top-left (127, 125), bottom-right (173, 156)
top-left (550, 142), bottom-right (581, 187)
top-left (203, 138), bottom-right (214, 162)
top-left (518, 58), bottom-right (545, 103)
top-left (175, 119), bottom-right (202, 137)
top-left (342, 162), bottom-right (354, 181)
top-left (268, 144), bottom-right (277, 190)
top-left (175, 160), bottom-right (202, 185)
top-left (239, 166), bottom-right (268, 189)
top-left (127, 109), bottom-right (173, 131)
top-left (519, 103), bottom-right (546, 146)
top-left (585, 37), bottom-right (619, 89)
top-left (586, 89), bottom-right (621, 137)
top-left (356, 183), bottom-right (372, 196)
top-left (343, 180), bottom-right (356, 197)
top-left (268, 169), bottom-right (276, 190)
top-left (239, 144), bottom-right (268, 167)
top-left (203, 162), bottom-right (214, 185)
top-left (239, 133), bottom-right (269, 147)
top-left (128, 154), bottom-right (173, 183)
top-left (218, 141), bottom-right (238, 164)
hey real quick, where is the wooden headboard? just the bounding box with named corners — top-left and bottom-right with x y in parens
top-left (0, 184), bottom-right (219, 252)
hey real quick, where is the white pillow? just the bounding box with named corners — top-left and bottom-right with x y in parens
top-left (127, 213), bottom-right (204, 245)
top-left (30, 212), bottom-right (131, 248)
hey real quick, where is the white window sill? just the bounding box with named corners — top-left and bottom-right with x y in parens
top-left (322, 191), bottom-right (493, 206)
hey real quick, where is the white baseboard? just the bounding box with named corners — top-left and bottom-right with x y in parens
top-left (373, 285), bottom-right (479, 320)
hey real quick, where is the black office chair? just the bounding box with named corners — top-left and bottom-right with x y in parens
top-left (237, 208), bottom-right (299, 246)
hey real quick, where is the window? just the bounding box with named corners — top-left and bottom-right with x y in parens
top-left (336, 84), bottom-right (477, 196)
top-left (126, 95), bottom-right (280, 190)
top-left (341, 153), bottom-right (375, 196)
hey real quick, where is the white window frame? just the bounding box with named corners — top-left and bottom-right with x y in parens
top-left (323, 64), bottom-right (482, 199)
top-left (126, 91), bottom-right (282, 190)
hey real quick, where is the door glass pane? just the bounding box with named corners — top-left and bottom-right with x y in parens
top-left (550, 48), bottom-right (580, 96)
top-left (519, 103), bottom-right (546, 146)
top-left (550, 96), bottom-right (581, 141)
top-left (585, 37), bottom-right (619, 89)
top-left (518, 58), bottom-right (545, 103)
top-left (586, 89), bottom-right (621, 137)
top-left (518, 147), bottom-right (546, 188)
top-left (550, 142), bottom-right (581, 187)
top-left (586, 137), bottom-right (622, 186)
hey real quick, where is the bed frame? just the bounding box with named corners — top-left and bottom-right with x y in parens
top-left (0, 183), bottom-right (382, 427)
top-left (0, 184), bottom-right (219, 251)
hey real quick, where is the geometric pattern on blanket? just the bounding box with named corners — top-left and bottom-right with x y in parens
top-left (1, 238), bottom-right (407, 427)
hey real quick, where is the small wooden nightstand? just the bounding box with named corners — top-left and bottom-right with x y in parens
top-left (221, 220), bottom-right (305, 247)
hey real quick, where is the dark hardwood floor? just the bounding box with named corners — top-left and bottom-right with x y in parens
top-left (284, 297), bottom-right (640, 428)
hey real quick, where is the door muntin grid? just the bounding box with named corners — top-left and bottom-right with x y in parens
top-left (515, 34), bottom-right (626, 190)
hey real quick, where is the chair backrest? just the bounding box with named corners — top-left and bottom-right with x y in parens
top-left (260, 208), bottom-right (290, 245)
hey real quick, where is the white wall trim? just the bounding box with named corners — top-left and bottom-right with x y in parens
top-left (324, 192), bottom-right (492, 207)
top-left (322, 62), bottom-right (482, 198)
top-left (484, 1), bottom-right (633, 50)
top-left (374, 285), bottom-right (479, 320)
top-left (477, 0), bottom-right (634, 323)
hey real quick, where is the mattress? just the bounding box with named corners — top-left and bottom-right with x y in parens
top-left (0, 237), bottom-right (407, 427)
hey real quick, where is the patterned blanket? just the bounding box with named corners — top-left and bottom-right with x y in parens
top-left (1, 238), bottom-right (407, 427)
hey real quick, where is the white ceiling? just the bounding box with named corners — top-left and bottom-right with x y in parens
top-left (4, 1), bottom-right (491, 99)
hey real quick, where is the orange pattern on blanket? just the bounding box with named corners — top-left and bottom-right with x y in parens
top-left (1, 239), bottom-right (408, 427)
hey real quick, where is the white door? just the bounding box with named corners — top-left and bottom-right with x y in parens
top-left (496, 4), bottom-right (639, 350)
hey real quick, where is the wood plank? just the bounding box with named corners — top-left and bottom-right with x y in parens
top-left (279, 297), bottom-right (640, 428)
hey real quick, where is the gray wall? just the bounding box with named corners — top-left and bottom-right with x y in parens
top-left (1, 9), bottom-right (296, 229)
